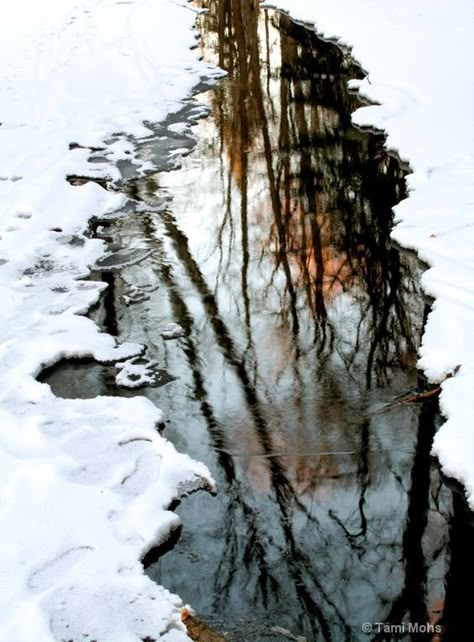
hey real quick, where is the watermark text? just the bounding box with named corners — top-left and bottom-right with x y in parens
top-left (362, 622), bottom-right (442, 635)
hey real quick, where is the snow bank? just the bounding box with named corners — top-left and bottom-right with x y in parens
top-left (0, 1), bottom-right (219, 640)
top-left (263, 0), bottom-right (474, 504)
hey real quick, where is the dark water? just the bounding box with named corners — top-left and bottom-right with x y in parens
top-left (41, 3), bottom-right (473, 641)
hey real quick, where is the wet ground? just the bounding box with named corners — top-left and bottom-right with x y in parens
top-left (40, 2), bottom-right (474, 641)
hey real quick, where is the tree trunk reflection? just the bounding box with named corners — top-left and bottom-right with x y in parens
top-left (41, 2), bottom-right (472, 639)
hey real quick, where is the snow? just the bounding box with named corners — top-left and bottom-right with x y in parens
top-left (161, 323), bottom-right (186, 341)
top-left (0, 1), bottom-right (220, 640)
top-left (263, 0), bottom-right (474, 505)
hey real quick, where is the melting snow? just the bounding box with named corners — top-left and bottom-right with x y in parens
top-left (0, 0), bottom-right (220, 640)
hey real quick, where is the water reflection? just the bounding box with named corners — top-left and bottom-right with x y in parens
top-left (41, 2), bottom-right (472, 640)
top-left (143, 5), bottom-right (449, 640)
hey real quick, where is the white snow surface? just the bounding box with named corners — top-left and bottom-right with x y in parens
top-left (263, 0), bottom-right (474, 504)
top-left (0, 1), bottom-right (218, 641)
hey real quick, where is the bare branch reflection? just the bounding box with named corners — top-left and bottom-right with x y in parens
top-left (143, 3), bottom-right (458, 640)
top-left (40, 2), bottom-right (470, 640)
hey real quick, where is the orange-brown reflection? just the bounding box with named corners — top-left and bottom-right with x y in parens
top-left (144, 3), bottom-right (457, 638)
top-left (196, 0), bottom-right (415, 386)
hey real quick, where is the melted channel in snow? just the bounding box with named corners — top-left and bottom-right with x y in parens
top-left (0, 1), bottom-right (222, 640)
top-left (263, 0), bottom-right (474, 506)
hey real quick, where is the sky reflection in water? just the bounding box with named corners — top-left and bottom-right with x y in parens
top-left (42, 3), bottom-right (473, 640)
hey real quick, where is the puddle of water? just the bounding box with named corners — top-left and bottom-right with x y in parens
top-left (41, 2), bottom-right (474, 640)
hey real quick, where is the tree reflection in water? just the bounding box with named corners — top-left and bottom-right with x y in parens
top-left (43, 1), bottom-right (471, 640)
top-left (138, 2), bottom-right (472, 640)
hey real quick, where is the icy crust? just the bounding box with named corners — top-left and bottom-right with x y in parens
top-left (0, 0), bottom-right (219, 640)
top-left (263, 0), bottom-right (474, 505)
top-left (0, 224), bottom-right (214, 642)
top-left (1, 393), bottom-right (211, 642)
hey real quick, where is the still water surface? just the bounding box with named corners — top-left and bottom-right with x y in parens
top-left (42, 3), bottom-right (473, 640)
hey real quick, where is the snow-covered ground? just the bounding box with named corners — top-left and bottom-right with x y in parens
top-left (263, 0), bottom-right (474, 506)
top-left (0, 1), bottom-right (221, 640)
